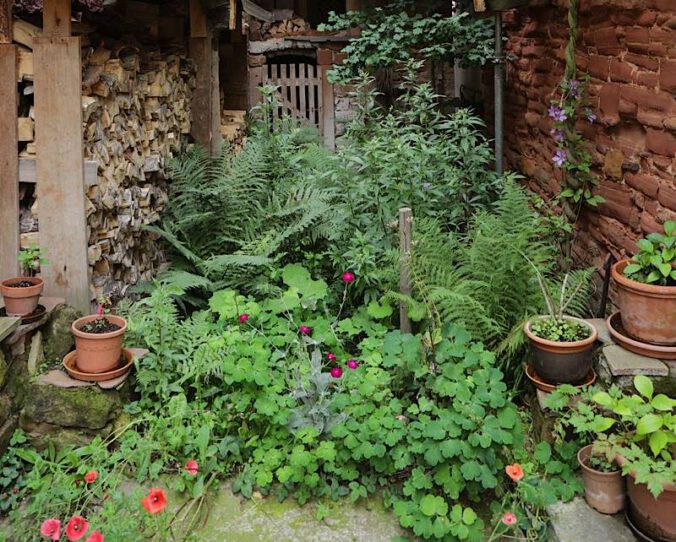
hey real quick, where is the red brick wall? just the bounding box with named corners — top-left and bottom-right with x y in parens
top-left (501, 0), bottom-right (676, 269)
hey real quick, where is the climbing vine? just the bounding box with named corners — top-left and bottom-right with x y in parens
top-left (549, 0), bottom-right (603, 223)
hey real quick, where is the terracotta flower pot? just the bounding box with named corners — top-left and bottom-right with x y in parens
top-left (617, 454), bottom-right (676, 541)
top-left (71, 314), bottom-right (127, 374)
top-left (577, 445), bottom-right (625, 515)
top-left (0, 277), bottom-right (43, 316)
top-left (524, 316), bottom-right (597, 384)
top-left (611, 259), bottom-right (676, 346)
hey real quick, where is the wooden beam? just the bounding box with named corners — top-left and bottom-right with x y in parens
top-left (0, 44), bottom-right (20, 279)
top-left (34, 36), bottom-right (90, 313)
top-left (13, 19), bottom-right (42, 49)
top-left (19, 157), bottom-right (98, 186)
top-left (190, 36), bottom-right (221, 154)
top-left (0, 0), bottom-right (11, 44)
top-left (43, 0), bottom-right (71, 37)
top-left (190, 0), bottom-right (208, 38)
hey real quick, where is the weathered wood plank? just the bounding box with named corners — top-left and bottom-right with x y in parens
top-left (190, 36), bottom-right (220, 154)
top-left (43, 0), bottom-right (72, 37)
top-left (320, 66), bottom-right (335, 149)
top-left (0, 0), bottom-right (11, 44)
top-left (190, 0), bottom-right (208, 38)
top-left (18, 157), bottom-right (98, 186)
top-left (34, 36), bottom-right (90, 313)
top-left (0, 317), bottom-right (20, 343)
top-left (0, 44), bottom-right (20, 279)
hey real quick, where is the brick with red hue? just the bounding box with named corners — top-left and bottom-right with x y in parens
top-left (588, 55), bottom-right (611, 80)
top-left (658, 180), bottom-right (676, 210)
top-left (659, 59), bottom-right (676, 92)
top-left (665, 117), bottom-right (676, 130)
top-left (610, 59), bottom-right (635, 82)
top-left (637, 10), bottom-right (659, 26)
top-left (625, 53), bottom-right (659, 71)
top-left (638, 107), bottom-right (668, 128)
top-left (650, 28), bottom-right (676, 47)
top-left (625, 27), bottom-right (651, 44)
top-left (598, 181), bottom-right (639, 227)
top-left (620, 86), bottom-right (673, 112)
top-left (599, 83), bottom-right (621, 125)
top-left (316, 49), bottom-right (333, 66)
top-left (636, 71), bottom-right (659, 87)
top-left (595, 27), bottom-right (623, 54)
top-left (625, 172), bottom-right (661, 198)
top-left (646, 129), bottom-right (676, 156)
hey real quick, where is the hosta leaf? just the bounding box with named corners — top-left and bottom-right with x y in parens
top-left (649, 431), bottom-right (668, 456)
top-left (634, 375), bottom-right (653, 400)
top-left (651, 394), bottom-right (676, 411)
top-left (636, 414), bottom-right (662, 435)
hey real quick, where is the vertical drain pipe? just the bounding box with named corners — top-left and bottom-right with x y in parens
top-left (494, 13), bottom-right (504, 177)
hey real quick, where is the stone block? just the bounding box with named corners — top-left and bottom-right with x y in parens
top-left (0, 416), bottom-right (17, 455)
top-left (27, 331), bottom-right (44, 376)
top-left (20, 380), bottom-right (123, 431)
top-left (0, 350), bottom-right (6, 389)
top-left (547, 498), bottom-right (635, 542)
top-left (42, 304), bottom-right (82, 362)
top-left (584, 319), bottom-right (612, 344)
top-left (19, 417), bottom-right (114, 452)
top-left (601, 344), bottom-right (669, 377)
top-left (646, 129), bottom-right (676, 157)
top-left (0, 394), bottom-right (11, 426)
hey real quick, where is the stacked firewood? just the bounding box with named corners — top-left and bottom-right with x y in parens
top-left (13, 19), bottom-right (196, 301)
top-left (264, 16), bottom-right (310, 37)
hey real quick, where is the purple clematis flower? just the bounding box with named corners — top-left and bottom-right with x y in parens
top-left (422, 182), bottom-right (432, 191)
top-left (548, 105), bottom-right (567, 122)
top-left (550, 128), bottom-right (565, 143)
top-left (585, 108), bottom-right (597, 123)
top-left (568, 79), bottom-right (580, 98)
top-left (553, 149), bottom-right (568, 167)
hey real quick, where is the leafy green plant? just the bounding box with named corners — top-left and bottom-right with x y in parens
top-left (0, 431), bottom-right (29, 514)
top-left (528, 318), bottom-right (590, 342)
top-left (18, 245), bottom-right (48, 277)
top-left (623, 220), bottom-right (676, 286)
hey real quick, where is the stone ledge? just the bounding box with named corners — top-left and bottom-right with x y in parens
top-left (601, 344), bottom-right (669, 377)
top-left (547, 497), bottom-right (635, 542)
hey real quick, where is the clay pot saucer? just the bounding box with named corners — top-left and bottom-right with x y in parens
top-left (0, 304), bottom-right (46, 324)
top-left (63, 348), bottom-right (134, 382)
top-left (607, 312), bottom-right (676, 360)
top-left (525, 364), bottom-right (596, 394)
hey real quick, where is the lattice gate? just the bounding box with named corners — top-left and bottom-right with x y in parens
top-left (250, 62), bottom-right (324, 134)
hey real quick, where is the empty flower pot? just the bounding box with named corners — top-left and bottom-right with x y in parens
top-left (0, 277), bottom-right (43, 316)
top-left (577, 445), bottom-right (625, 515)
top-left (71, 314), bottom-right (127, 374)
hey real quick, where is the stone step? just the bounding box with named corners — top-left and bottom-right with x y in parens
top-left (547, 498), bottom-right (636, 542)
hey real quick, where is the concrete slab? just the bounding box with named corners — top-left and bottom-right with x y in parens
top-left (585, 318), bottom-right (612, 344)
top-left (547, 498), bottom-right (636, 542)
top-left (197, 484), bottom-right (410, 542)
top-left (602, 345), bottom-right (668, 377)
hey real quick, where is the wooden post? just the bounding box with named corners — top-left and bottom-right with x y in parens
top-left (319, 64), bottom-right (335, 150)
top-left (0, 0), bottom-right (20, 279)
top-left (346, 0), bottom-right (361, 11)
top-left (399, 207), bottom-right (412, 333)
top-left (190, 0), bottom-right (221, 154)
top-left (34, 1), bottom-right (90, 313)
top-left (43, 0), bottom-right (71, 37)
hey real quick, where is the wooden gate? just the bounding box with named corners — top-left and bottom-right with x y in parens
top-left (250, 62), bottom-right (324, 133)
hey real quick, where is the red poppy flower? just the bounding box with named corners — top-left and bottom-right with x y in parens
top-left (66, 515), bottom-right (89, 541)
top-left (505, 463), bottom-right (524, 482)
top-left (40, 518), bottom-right (61, 541)
top-left (141, 488), bottom-right (167, 514)
top-left (501, 512), bottom-right (517, 525)
top-left (330, 367), bottom-right (343, 379)
top-left (184, 459), bottom-right (198, 476)
top-left (85, 531), bottom-right (104, 542)
top-left (341, 272), bottom-right (355, 283)
top-left (84, 470), bottom-right (98, 484)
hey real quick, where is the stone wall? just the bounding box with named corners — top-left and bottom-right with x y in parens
top-left (499, 0), bottom-right (676, 269)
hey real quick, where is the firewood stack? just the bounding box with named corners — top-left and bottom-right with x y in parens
top-left (13, 18), bottom-right (197, 301)
top-left (81, 44), bottom-right (196, 300)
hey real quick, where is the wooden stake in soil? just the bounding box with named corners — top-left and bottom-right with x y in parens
top-left (399, 207), bottom-right (412, 334)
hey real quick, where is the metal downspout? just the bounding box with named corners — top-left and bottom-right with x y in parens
top-left (494, 13), bottom-right (504, 177)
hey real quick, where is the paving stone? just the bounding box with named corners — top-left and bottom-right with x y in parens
top-left (547, 497), bottom-right (635, 542)
top-left (585, 318), bottom-right (612, 344)
top-left (27, 331), bottom-right (44, 375)
top-left (602, 344), bottom-right (668, 377)
top-left (37, 370), bottom-right (94, 389)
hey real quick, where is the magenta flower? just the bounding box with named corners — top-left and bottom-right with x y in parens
top-left (346, 359), bottom-right (359, 370)
top-left (96, 304), bottom-right (104, 316)
top-left (501, 512), bottom-right (517, 526)
top-left (326, 352), bottom-right (337, 362)
top-left (548, 105), bottom-right (567, 122)
top-left (330, 367), bottom-right (343, 379)
top-left (341, 271), bottom-right (355, 283)
top-left (238, 313), bottom-right (250, 323)
top-left (298, 325), bottom-right (312, 335)
top-left (553, 149), bottom-right (567, 167)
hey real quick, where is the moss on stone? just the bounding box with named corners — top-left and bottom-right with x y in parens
top-left (42, 305), bottom-right (81, 362)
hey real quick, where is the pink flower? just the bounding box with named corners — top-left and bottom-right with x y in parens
top-left (326, 352), bottom-right (337, 362)
top-left (184, 459), bottom-right (198, 476)
top-left (40, 519), bottom-right (61, 541)
top-left (85, 532), bottom-right (104, 542)
top-left (346, 359), bottom-right (359, 370)
top-left (238, 313), bottom-right (250, 323)
top-left (341, 272), bottom-right (355, 283)
top-left (501, 512), bottom-right (517, 526)
top-left (330, 367), bottom-right (343, 379)
top-left (84, 470), bottom-right (98, 484)
top-left (96, 304), bottom-right (104, 316)
top-left (298, 325), bottom-right (312, 335)
top-left (66, 515), bottom-right (89, 541)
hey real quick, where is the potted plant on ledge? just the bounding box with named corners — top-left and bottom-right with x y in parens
top-left (524, 267), bottom-right (597, 385)
top-left (71, 303), bottom-right (127, 374)
top-left (0, 245), bottom-right (47, 317)
top-left (611, 220), bottom-right (676, 347)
